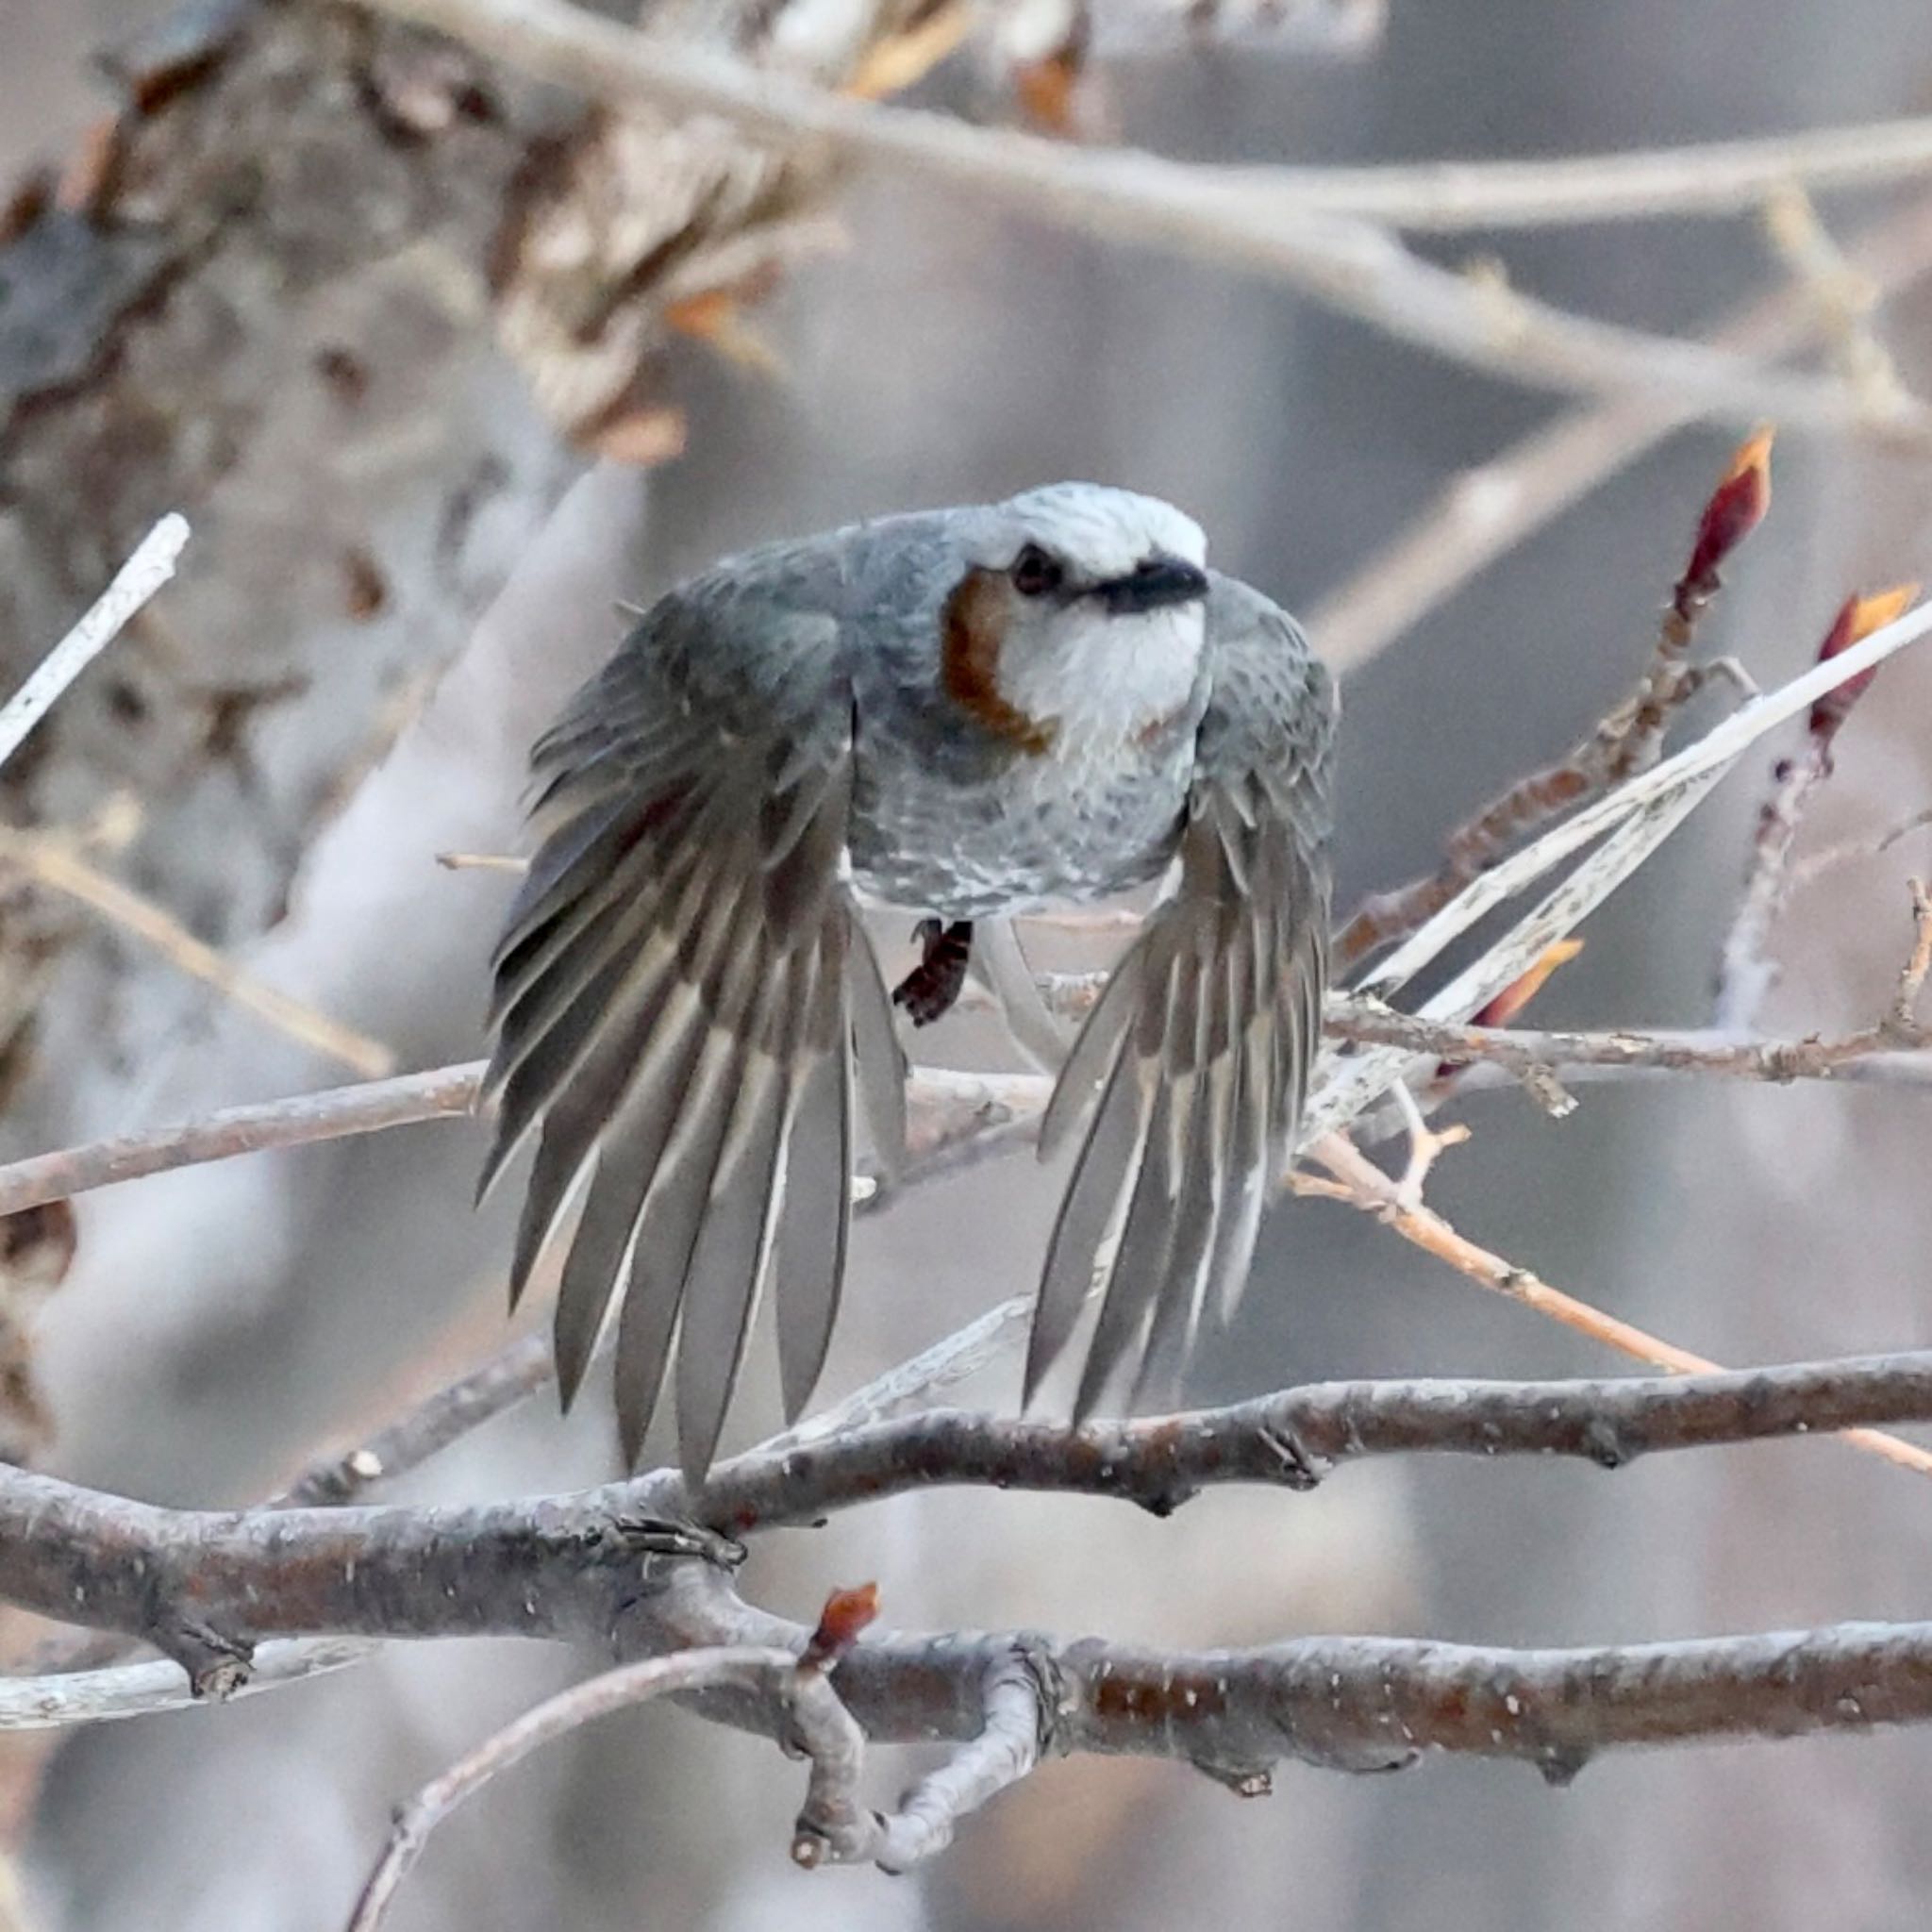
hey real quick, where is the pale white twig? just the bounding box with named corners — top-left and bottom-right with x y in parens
top-left (0, 1637), bottom-right (377, 1730)
top-left (1359, 594), bottom-right (1932, 1002)
top-left (346, 1648), bottom-right (797, 1930)
top-left (0, 514), bottom-right (189, 772)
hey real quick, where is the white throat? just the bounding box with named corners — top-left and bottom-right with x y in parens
top-left (999, 605), bottom-right (1207, 748)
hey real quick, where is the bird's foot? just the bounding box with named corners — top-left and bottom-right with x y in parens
top-left (891, 917), bottom-right (974, 1026)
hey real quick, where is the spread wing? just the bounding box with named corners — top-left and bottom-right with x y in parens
top-left (477, 578), bottom-right (905, 1487)
top-left (1025, 574), bottom-right (1337, 1420)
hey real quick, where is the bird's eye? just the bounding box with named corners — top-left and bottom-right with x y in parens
top-left (1009, 544), bottom-right (1064, 597)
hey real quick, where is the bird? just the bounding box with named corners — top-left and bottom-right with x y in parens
top-left (476, 482), bottom-right (1338, 1487)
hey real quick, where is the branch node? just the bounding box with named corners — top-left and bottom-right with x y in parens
top-left (1257, 1423), bottom-right (1324, 1491)
top-left (153, 1616), bottom-right (255, 1701)
top-left (1580, 1416), bottom-right (1637, 1471)
top-left (1191, 1757), bottom-right (1274, 1798)
top-left (1536, 1742), bottom-right (1591, 1788)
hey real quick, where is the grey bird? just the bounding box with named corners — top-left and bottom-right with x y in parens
top-left (477, 482), bottom-right (1337, 1485)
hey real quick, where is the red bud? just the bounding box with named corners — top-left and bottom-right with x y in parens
top-left (1808, 583), bottom-right (1917, 747)
top-left (801, 1582), bottom-right (879, 1670)
top-left (1680, 426), bottom-right (1774, 608)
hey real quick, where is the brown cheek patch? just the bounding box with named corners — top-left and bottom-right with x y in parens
top-left (941, 568), bottom-right (1057, 756)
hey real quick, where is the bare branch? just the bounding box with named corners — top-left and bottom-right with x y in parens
top-left (354, 0), bottom-right (1931, 437)
top-left (1310, 193), bottom-right (1932, 670)
top-left (0, 1638), bottom-right (380, 1732)
top-left (0, 1062), bottom-right (486, 1219)
top-left (0, 513), bottom-right (189, 772)
top-left (1240, 115), bottom-right (1932, 232)
top-left (1336, 429), bottom-right (1771, 968)
top-left (1328, 1000), bottom-right (1932, 1087)
top-left (4, 1355), bottom-right (1932, 1673)
top-left (694, 1353), bottom-right (1932, 1532)
top-left (345, 1646), bottom-right (810, 1931)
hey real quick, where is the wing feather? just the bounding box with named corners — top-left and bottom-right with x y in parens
top-left (478, 591), bottom-right (899, 1482)
top-left (1028, 575), bottom-right (1336, 1413)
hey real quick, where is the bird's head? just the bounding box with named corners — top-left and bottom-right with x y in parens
top-left (941, 483), bottom-right (1210, 756)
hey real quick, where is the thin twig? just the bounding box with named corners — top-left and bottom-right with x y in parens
top-left (1713, 590), bottom-right (1916, 1029)
top-left (0, 514), bottom-right (189, 772)
top-left (0, 829), bottom-right (395, 1078)
top-left (355, 0), bottom-right (1931, 438)
top-left (1327, 999), bottom-right (1932, 1086)
top-left (0, 1062), bottom-right (486, 1218)
top-left (345, 1647), bottom-right (798, 1930)
top-left (270, 1330), bottom-right (554, 1509)
top-left (1299, 1133), bottom-right (1932, 1480)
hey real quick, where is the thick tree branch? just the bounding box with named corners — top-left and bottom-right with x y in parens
top-left (4, 1356), bottom-right (1932, 1674)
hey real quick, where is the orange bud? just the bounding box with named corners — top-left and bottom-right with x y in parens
top-left (1680, 425), bottom-right (1774, 604)
top-left (1471, 939), bottom-right (1584, 1030)
top-left (1809, 581), bottom-right (1919, 745)
top-left (801, 1582), bottom-right (879, 1670)
top-left (661, 292), bottom-right (786, 379)
top-left (1014, 50), bottom-right (1083, 134)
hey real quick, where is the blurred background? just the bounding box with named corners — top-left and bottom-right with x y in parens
top-left (3, 0), bottom-right (1932, 1927)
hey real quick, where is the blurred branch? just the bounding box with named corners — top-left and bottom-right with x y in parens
top-left (1297, 1134), bottom-right (1932, 1480)
top-left (0, 514), bottom-right (188, 772)
top-left (1245, 115), bottom-right (1932, 232)
top-left (0, 828), bottom-right (395, 1078)
top-left (270, 1330), bottom-right (554, 1509)
top-left (1311, 192), bottom-right (1932, 670)
top-left (1715, 593), bottom-right (1919, 1029)
top-left (355, 0), bottom-right (1932, 437)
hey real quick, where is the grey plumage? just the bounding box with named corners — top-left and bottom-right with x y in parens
top-left (478, 484), bottom-right (1336, 1485)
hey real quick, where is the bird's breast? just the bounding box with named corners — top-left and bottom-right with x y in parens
top-left (847, 709), bottom-right (1194, 920)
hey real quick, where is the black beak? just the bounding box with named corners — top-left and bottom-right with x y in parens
top-left (1091, 554), bottom-right (1210, 616)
